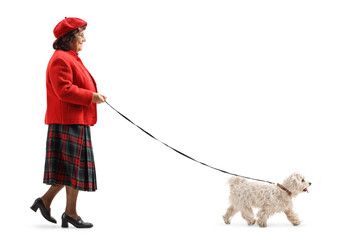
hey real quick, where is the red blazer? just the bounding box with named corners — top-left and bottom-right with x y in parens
top-left (45, 50), bottom-right (98, 126)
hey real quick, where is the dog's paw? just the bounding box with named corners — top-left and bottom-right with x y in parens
top-left (223, 215), bottom-right (231, 225)
top-left (257, 220), bottom-right (267, 228)
top-left (247, 219), bottom-right (256, 226)
top-left (292, 220), bottom-right (301, 226)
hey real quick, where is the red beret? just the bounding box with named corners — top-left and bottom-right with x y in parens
top-left (53, 17), bottom-right (87, 38)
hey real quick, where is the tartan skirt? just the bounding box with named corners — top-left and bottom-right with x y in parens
top-left (43, 124), bottom-right (97, 191)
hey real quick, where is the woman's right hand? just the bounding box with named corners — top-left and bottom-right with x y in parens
top-left (93, 92), bottom-right (107, 104)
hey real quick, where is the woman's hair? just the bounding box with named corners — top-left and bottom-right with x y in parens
top-left (53, 25), bottom-right (86, 51)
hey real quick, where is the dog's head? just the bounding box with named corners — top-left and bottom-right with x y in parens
top-left (282, 173), bottom-right (311, 197)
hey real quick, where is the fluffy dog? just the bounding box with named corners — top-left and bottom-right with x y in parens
top-left (223, 173), bottom-right (311, 227)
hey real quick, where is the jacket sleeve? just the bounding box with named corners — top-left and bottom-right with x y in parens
top-left (48, 57), bottom-right (93, 106)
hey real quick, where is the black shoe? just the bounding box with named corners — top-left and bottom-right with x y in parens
top-left (61, 213), bottom-right (93, 228)
top-left (30, 198), bottom-right (57, 224)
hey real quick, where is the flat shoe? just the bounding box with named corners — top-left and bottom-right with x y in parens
top-left (61, 213), bottom-right (93, 228)
top-left (30, 198), bottom-right (57, 224)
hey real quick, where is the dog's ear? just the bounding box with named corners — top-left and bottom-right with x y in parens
top-left (291, 173), bottom-right (302, 182)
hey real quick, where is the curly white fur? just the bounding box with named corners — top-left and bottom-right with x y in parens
top-left (223, 173), bottom-right (311, 227)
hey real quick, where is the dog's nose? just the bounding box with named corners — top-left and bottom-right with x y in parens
top-left (309, 182), bottom-right (312, 186)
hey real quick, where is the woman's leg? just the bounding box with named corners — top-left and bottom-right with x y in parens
top-left (65, 186), bottom-right (79, 220)
top-left (61, 186), bottom-right (93, 228)
top-left (41, 184), bottom-right (64, 211)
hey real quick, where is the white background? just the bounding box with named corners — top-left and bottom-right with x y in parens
top-left (1, 0), bottom-right (359, 239)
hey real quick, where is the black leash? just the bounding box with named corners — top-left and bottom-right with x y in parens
top-left (105, 101), bottom-right (275, 185)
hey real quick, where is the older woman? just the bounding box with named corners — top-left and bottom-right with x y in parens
top-left (30, 17), bottom-right (106, 228)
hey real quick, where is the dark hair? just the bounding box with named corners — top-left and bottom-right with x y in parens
top-left (53, 25), bottom-right (86, 51)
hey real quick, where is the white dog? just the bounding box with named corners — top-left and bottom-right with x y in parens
top-left (223, 173), bottom-right (311, 227)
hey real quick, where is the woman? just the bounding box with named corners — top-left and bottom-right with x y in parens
top-left (30, 17), bottom-right (106, 228)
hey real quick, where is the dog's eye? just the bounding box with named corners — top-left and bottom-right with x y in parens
top-left (301, 179), bottom-right (305, 182)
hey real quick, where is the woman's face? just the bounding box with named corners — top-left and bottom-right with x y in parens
top-left (72, 29), bottom-right (86, 52)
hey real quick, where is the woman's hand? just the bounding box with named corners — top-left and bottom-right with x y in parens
top-left (93, 92), bottom-right (107, 104)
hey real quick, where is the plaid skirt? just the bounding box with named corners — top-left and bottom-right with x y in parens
top-left (43, 124), bottom-right (97, 191)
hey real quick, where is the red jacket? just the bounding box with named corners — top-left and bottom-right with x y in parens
top-left (45, 50), bottom-right (98, 126)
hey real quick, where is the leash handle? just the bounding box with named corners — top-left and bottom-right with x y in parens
top-left (105, 100), bottom-right (275, 185)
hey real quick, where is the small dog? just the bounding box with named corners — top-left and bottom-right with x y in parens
top-left (223, 173), bottom-right (311, 227)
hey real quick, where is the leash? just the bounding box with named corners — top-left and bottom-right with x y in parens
top-left (105, 101), bottom-right (275, 185)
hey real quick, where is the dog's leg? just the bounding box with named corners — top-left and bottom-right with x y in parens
top-left (223, 205), bottom-right (238, 224)
top-left (284, 208), bottom-right (301, 226)
top-left (256, 208), bottom-right (270, 227)
top-left (240, 207), bottom-right (256, 226)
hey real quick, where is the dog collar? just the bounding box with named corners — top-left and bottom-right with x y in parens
top-left (277, 183), bottom-right (292, 196)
